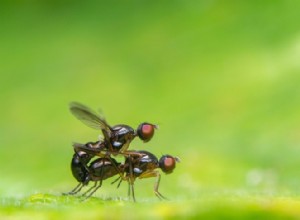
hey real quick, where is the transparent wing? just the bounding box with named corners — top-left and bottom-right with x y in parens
top-left (69, 102), bottom-right (112, 132)
top-left (73, 142), bottom-right (103, 154)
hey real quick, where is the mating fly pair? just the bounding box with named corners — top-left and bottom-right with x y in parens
top-left (65, 102), bottom-right (179, 201)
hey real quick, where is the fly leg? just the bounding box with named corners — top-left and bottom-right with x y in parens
top-left (81, 159), bottom-right (105, 201)
top-left (82, 180), bottom-right (103, 200)
top-left (108, 156), bottom-right (126, 184)
top-left (63, 183), bottom-right (84, 195)
top-left (111, 176), bottom-right (123, 188)
top-left (139, 170), bottom-right (168, 200)
top-left (153, 172), bottom-right (167, 200)
top-left (127, 155), bottom-right (136, 202)
top-left (81, 182), bottom-right (97, 197)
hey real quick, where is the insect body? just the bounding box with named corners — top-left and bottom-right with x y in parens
top-left (117, 150), bottom-right (180, 201)
top-left (68, 102), bottom-right (157, 197)
top-left (69, 102), bottom-right (157, 154)
top-left (66, 102), bottom-right (179, 201)
top-left (65, 149), bottom-right (179, 201)
top-left (65, 155), bottom-right (121, 199)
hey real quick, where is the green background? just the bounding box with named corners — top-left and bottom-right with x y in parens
top-left (1, 1), bottom-right (300, 219)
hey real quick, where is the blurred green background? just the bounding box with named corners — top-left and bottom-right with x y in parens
top-left (1, 0), bottom-right (300, 218)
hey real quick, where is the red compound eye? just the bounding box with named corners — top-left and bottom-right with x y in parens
top-left (137, 123), bottom-right (157, 142)
top-left (159, 155), bottom-right (179, 174)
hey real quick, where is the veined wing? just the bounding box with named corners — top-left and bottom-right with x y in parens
top-left (73, 142), bottom-right (104, 155)
top-left (69, 102), bottom-right (112, 132)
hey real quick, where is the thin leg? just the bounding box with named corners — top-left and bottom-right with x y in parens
top-left (154, 172), bottom-right (168, 200)
top-left (138, 170), bottom-right (168, 200)
top-left (81, 182), bottom-right (97, 197)
top-left (108, 156), bottom-right (125, 181)
top-left (82, 159), bottom-right (105, 201)
top-left (111, 176), bottom-right (124, 189)
top-left (128, 155), bottom-right (136, 202)
top-left (117, 178), bottom-right (123, 188)
top-left (63, 183), bottom-right (84, 195)
top-left (111, 176), bottom-right (121, 185)
top-left (131, 181), bottom-right (135, 202)
top-left (82, 181), bottom-right (103, 200)
top-left (128, 182), bottom-right (131, 197)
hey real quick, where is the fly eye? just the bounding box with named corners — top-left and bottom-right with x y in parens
top-left (159, 155), bottom-right (178, 174)
top-left (137, 123), bottom-right (157, 142)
